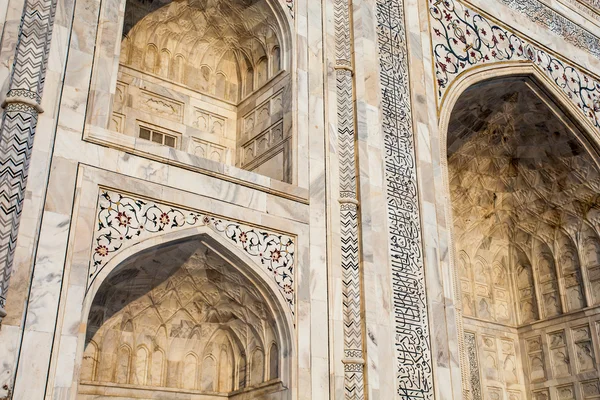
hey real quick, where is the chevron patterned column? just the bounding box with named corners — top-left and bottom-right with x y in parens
top-left (334, 0), bottom-right (366, 398)
top-left (0, 0), bottom-right (57, 320)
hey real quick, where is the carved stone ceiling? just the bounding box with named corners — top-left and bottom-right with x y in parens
top-left (448, 78), bottom-right (600, 248)
top-left (82, 239), bottom-right (281, 393)
top-left (87, 240), bottom-right (277, 344)
top-left (123, 0), bottom-right (281, 76)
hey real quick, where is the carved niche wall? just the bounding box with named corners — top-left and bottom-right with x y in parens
top-left (449, 77), bottom-right (600, 400)
top-left (78, 239), bottom-right (289, 399)
top-left (109, 0), bottom-right (293, 183)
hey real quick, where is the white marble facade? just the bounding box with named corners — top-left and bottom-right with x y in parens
top-left (1, 0), bottom-right (600, 399)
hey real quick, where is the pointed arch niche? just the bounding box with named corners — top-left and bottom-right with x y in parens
top-left (443, 71), bottom-right (600, 400)
top-left (86, 0), bottom-right (295, 185)
top-left (77, 236), bottom-right (291, 399)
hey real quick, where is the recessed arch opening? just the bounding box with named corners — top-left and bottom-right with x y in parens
top-left (77, 235), bottom-right (291, 399)
top-left (444, 73), bottom-right (600, 399)
top-left (109, 0), bottom-right (294, 183)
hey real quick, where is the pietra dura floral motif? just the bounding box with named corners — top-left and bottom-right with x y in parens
top-left (429, 0), bottom-right (600, 131)
top-left (90, 190), bottom-right (295, 312)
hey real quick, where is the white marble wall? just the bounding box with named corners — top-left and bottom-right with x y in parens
top-left (0, 0), bottom-right (323, 399)
top-left (0, 0), bottom-right (600, 399)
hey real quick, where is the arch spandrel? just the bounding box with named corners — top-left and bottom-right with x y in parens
top-left (429, 0), bottom-right (600, 133)
top-left (89, 189), bottom-right (296, 314)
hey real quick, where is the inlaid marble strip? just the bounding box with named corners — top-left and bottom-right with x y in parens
top-left (430, 0), bottom-right (600, 132)
top-left (465, 332), bottom-right (482, 400)
top-left (0, 0), bottom-right (57, 315)
top-left (580, 0), bottom-right (600, 8)
top-left (568, 0), bottom-right (600, 21)
top-left (91, 190), bottom-right (296, 313)
top-left (496, 0), bottom-right (600, 58)
top-left (375, 0), bottom-right (434, 398)
top-left (334, 0), bottom-right (366, 398)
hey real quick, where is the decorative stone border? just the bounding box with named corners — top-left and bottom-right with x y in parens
top-left (90, 189), bottom-right (296, 312)
top-left (465, 332), bottom-right (482, 400)
top-left (376, 0), bottom-right (434, 398)
top-left (497, 0), bottom-right (600, 59)
top-left (334, 0), bottom-right (367, 397)
top-left (0, 0), bottom-right (57, 314)
top-left (574, 0), bottom-right (600, 20)
top-left (430, 0), bottom-right (600, 131)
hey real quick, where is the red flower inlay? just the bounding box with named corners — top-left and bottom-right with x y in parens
top-left (159, 213), bottom-right (170, 225)
top-left (95, 245), bottom-right (109, 257)
top-left (271, 249), bottom-right (281, 262)
top-left (115, 212), bottom-right (131, 227)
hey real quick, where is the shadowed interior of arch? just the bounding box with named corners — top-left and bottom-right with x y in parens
top-left (110, 0), bottom-right (293, 183)
top-left (448, 76), bottom-right (600, 399)
top-left (78, 239), bottom-right (288, 399)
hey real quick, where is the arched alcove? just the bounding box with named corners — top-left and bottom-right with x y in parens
top-left (77, 238), bottom-right (290, 399)
top-left (109, 0), bottom-right (293, 183)
top-left (445, 75), bottom-right (600, 399)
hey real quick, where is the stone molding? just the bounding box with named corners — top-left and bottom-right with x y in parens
top-left (0, 0), bottom-right (57, 314)
top-left (579, 0), bottom-right (600, 9)
top-left (91, 189), bottom-right (296, 313)
top-left (376, 0), bottom-right (434, 398)
top-left (430, 0), bottom-right (600, 132)
top-left (568, 0), bottom-right (600, 20)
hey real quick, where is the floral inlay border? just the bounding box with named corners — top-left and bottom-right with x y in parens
top-left (90, 190), bottom-right (295, 312)
top-left (430, 0), bottom-right (600, 130)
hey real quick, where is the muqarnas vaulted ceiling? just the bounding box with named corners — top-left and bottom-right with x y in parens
top-left (80, 240), bottom-right (284, 396)
top-left (448, 78), bottom-right (600, 326)
top-left (120, 0), bottom-right (284, 103)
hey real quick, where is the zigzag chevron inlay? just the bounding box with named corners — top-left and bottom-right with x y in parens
top-left (0, 0), bottom-right (57, 308)
top-left (335, 0), bottom-right (366, 398)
